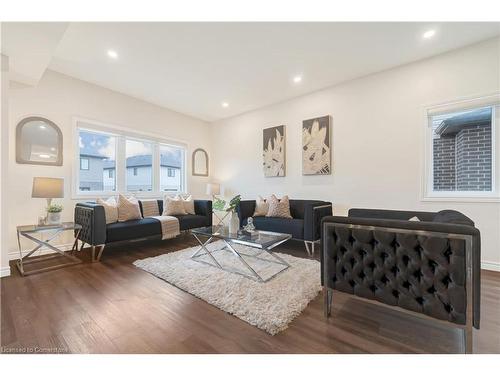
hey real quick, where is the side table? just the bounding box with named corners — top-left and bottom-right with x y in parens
top-left (16, 222), bottom-right (82, 276)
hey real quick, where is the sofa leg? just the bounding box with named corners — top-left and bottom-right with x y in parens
top-left (324, 286), bottom-right (333, 318)
top-left (96, 245), bottom-right (105, 262)
top-left (90, 245), bottom-right (105, 262)
top-left (463, 325), bottom-right (473, 354)
top-left (304, 241), bottom-right (312, 257)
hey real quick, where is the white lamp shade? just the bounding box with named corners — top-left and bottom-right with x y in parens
top-left (206, 183), bottom-right (220, 196)
top-left (32, 177), bottom-right (64, 198)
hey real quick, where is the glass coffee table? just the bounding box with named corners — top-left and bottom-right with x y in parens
top-left (190, 226), bottom-right (292, 282)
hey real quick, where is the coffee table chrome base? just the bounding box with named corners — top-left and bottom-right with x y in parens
top-left (190, 233), bottom-right (290, 282)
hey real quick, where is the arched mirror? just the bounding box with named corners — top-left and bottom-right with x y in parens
top-left (192, 148), bottom-right (209, 176)
top-left (16, 117), bottom-right (63, 166)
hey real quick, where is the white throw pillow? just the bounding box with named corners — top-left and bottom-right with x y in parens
top-left (409, 216), bottom-right (420, 222)
top-left (176, 194), bottom-right (195, 215)
top-left (117, 194), bottom-right (142, 222)
top-left (253, 196), bottom-right (269, 217)
top-left (266, 195), bottom-right (292, 219)
top-left (163, 196), bottom-right (187, 216)
top-left (96, 196), bottom-right (118, 224)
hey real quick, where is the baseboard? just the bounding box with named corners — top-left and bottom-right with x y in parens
top-left (481, 261), bottom-right (500, 272)
top-left (0, 266), bottom-right (11, 277)
top-left (8, 243), bottom-right (75, 261)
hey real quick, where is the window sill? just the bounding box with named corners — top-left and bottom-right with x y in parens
top-left (421, 195), bottom-right (500, 203)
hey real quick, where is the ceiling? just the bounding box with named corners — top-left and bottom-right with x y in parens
top-left (2, 22), bottom-right (500, 122)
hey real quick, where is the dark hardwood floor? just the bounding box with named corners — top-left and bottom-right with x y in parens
top-left (1, 234), bottom-right (499, 354)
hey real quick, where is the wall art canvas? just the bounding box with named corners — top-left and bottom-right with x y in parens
top-left (302, 115), bottom-right (331, 175)
top-left (263, 125), bottom-right (286, 177)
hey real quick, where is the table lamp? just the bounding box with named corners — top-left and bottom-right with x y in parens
top-left (32, 177), bottom-right (64, 222)
top-left (206, 183), bottom-right (221, 198)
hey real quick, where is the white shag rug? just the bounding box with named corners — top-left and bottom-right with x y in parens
top-left (133, 240), bottom-right (321, 335)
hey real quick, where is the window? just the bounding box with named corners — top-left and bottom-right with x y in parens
top-left (74, 120), bottom-right (186, 197)
top-left (160, 144), bottom-right (185, 192)
top-left (126, 139), bottom-right (153, 192)
top-left (80, 157), bottom-right (89, 170)
top-left (78, 129), bottom-right (116, 192)
top-left (425, 99), bottom-right (499, 199)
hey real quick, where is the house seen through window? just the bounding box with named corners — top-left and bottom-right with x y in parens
top-left (431, 106), bottom-right (493, 193)
top-left (77, 124), bottom-right (185, 195)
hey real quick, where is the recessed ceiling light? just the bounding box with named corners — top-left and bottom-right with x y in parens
top-left (107, 50), bottom-right (118, 59)
top-left (221, 102), bottom-right (229, 108)
top-left (50, 147), bottom-right (56, 151)
top-left (39, 154), bottom-right (51, 159)
top-left (422, 30), bottom-right (436, 39)
top-left (293, 75), bottom-right (302, 83)
top-left (39, 125), bottom-right (46, 129)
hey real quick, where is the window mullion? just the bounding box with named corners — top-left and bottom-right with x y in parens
top-left (116, 136), bottom-right (126, 194)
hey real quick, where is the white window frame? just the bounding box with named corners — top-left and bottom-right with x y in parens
top-left (72, 117), bottom-right (188, 199)
top-left (422, 93), bottom-right (500, 202)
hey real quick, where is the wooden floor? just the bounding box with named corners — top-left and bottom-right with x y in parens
top-left (1, 234), bottom-right (499, 354)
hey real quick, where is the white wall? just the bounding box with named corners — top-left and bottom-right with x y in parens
top-left (6, 70), bottom-right (211, 260)
top-left (1, 54), bottom-right (10, 276)
top-left (211, 38), bottom-right (500, 270)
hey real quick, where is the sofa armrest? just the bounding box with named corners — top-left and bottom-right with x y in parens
top-left (194, 200), bottom-right (212, 226)
top-left (74, 202), bottom-right (107, 245)
top-left (303, 202), bottom-right (332, 241)
top-left (236, 200), bottom-right (256, 225)
top-left (321, 215), bottom-right (480, 329)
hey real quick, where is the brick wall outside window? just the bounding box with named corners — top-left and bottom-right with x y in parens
top-left (433, 123), bottom-right (492, 191)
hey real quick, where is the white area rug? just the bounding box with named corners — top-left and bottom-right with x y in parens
top-left (133, 240), bottom-right (321, 335)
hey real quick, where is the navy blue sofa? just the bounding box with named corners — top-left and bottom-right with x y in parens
top-left (74, 199), bottom-right (212, 261)
top-left (236, 199), bottom-right (332, 255)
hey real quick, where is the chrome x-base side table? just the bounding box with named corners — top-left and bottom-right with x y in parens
top-left (16, 222), bottom-right (82, 276)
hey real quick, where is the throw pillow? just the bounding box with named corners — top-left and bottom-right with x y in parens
top-left (266, 195), bottom-right (292, 219)
top-left (163, 196), bottom-right (187, 216)
top-left (176, 194), bottom-right (195, 215)
top-left (141, 199), bottom-right (160, 217)
top-left (408, 216), bottom-right (420, 222)
top-left (117, 194), bottom-right (142, 222)
top-left (96, 196), bottom-right (118, 224)
top-left (253, 195), bottom-right (269, 217)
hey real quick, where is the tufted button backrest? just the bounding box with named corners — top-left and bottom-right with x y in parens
top-left (323, 224), bottom-right (468, 325)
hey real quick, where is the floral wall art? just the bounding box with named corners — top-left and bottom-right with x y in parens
top-left (262, 125), bottom-right (286, 177)
top-left (302, 115), bottom-right (331, 175)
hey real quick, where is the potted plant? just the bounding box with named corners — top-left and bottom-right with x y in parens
top-left (226, 195), bottom-right (241, 234)
top-left (46, 204), bottom-right (63, 225)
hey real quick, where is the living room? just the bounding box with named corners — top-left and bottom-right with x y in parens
top-left (1, 0), bottom-right (499, 372)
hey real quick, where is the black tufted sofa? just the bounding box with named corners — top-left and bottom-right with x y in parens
top-left (74, 199), bottom-right (212, 262)
top-left (321, 208), bottom-right (480, 353)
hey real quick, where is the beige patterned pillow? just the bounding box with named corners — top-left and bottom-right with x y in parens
top-left (266, 195), bottom-right (292, 219)
top-left (253, 196), bottom-right (269, 217)
top-left (176, 194), bottom-right (195, 215)
top-left (117, 194), bottom-right (142, 222)
top-left (96, 196), bottom-right (118, 224)
top-left (163, 196), bottom-right (187, 216)
top-left (141, 200), bottom-right (160, 217)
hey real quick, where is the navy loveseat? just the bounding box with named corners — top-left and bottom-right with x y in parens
top-left (236, 199), bottom-right (332, 255)
top-left (74, 199), bottom-right (212, 261)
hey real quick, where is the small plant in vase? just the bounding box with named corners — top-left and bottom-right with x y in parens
top-left (226, 195), bottom-right (241, 234)
top-left (46, 204), bottom-right (63, 225)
